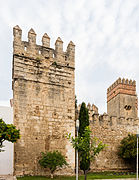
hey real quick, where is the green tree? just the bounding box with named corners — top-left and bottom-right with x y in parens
top-left (67, 126), bottom-right (106, 180)
top-left (78, 102), bottom-right (90, 174)
top-left (39, 150), bottom-right (68, 179)
top-left (79, 102), bottom-right (89, 137)
top-left (118, 134), bottom-right (137, 170)
top-left (75, 95), bottom-right (77, 109)
top-left (0, 118), bottom-right (20, 152)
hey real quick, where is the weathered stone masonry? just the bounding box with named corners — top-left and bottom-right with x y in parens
top-left (12, 25), bottom-right (75, 176)
top-left (77, 78), bottom-right (139, 171)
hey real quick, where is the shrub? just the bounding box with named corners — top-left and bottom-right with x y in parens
top-left (39, 150), bottom-right (68, 178)
top-left (0, 118), bottom-right (20, 152)
top-left (118, 134), bottom-right (137, 170)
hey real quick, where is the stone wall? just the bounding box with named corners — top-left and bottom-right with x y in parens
top-left (77, 103), bottom-right (139, 171)
top-left (12, 25), bottom-right (75, 176)
top-left (92, 112), bottom-right (138, 171)
top-left (77, 77), bottom-right (139, 171)
top-left (78, 78), bottom-right (139, 171)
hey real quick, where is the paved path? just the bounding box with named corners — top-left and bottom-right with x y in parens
top-left (0, 175), bottom-right (16, 180)
top-left (95, 179), bottom-right (136, 180)
top-left (0, 176), bottom-right (137, 180)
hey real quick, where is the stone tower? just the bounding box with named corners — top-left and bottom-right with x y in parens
top-left (107, 78), bottom-right (138, 119)
top-left (12, 25), bottom-right (75, 176)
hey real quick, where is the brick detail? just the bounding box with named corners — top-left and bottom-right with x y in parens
top-left (107, 78), bottom-right (136, 102)
top-left (107, 83), bottom-right (136, 102)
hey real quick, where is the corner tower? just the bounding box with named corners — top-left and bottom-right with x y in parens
top-left (107, 78), bottom-right (138, 119)
top-left (12, 25), bottom-right (75, 175)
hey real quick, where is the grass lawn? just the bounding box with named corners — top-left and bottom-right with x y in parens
top-left (17, 172), bottom-right (136, 180)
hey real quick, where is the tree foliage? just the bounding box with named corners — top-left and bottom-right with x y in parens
top-left (67, 126), bottom-right (106, 180)
top-left (0, 118), bottom-right (20, 151)
top-left (75, 95), bottom-right (77, 109)
top-left (39, 150), bottom-right (68, 179)
top-left (79, 102), bottom-right (89, 140)
top-left (78, 102), bottom-right (90, 174)
top-left (118, 134), bottom-right (137, 169)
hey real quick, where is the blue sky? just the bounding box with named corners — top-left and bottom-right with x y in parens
top-left (0, 0), bottom-right (139, 113)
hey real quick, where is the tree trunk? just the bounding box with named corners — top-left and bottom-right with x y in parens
top-left (84, 170), bottom-right (87, 180)
top-left (50, 173), bottom-right (53, 179)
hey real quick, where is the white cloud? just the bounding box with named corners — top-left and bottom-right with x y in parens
top-left (0, 0), bottom-right (139, 113)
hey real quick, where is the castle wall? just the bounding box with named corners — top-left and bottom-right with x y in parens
top-left (85, 77), bottom-right (139, 171)
top-left (89, 111), bottom-right (139, 171)
top-left (78, 77), bottom-right (139, 171)
top-left (12, 26), bottom-right (75, 176)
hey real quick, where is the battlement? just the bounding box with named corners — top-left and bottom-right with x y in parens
top-left (77, 103), bottom-right (139, 128)
top-left (107, 78), bottom-right (136, 103)
top-left (13, 25), bottom-right (75, 67)
top-left (93, 113), bottom-right (139, 127)
top-left (77, 103), bottom-right (98, 114)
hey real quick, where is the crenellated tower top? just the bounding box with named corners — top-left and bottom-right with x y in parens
top-left (107, 77), bottom-right (136, 102)
top-left (42, 33), bottom-right (50, 47)
top-left (13, 25), bottom-right (75, 68)
top-left (107, 77), bottom-right (138, 119)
